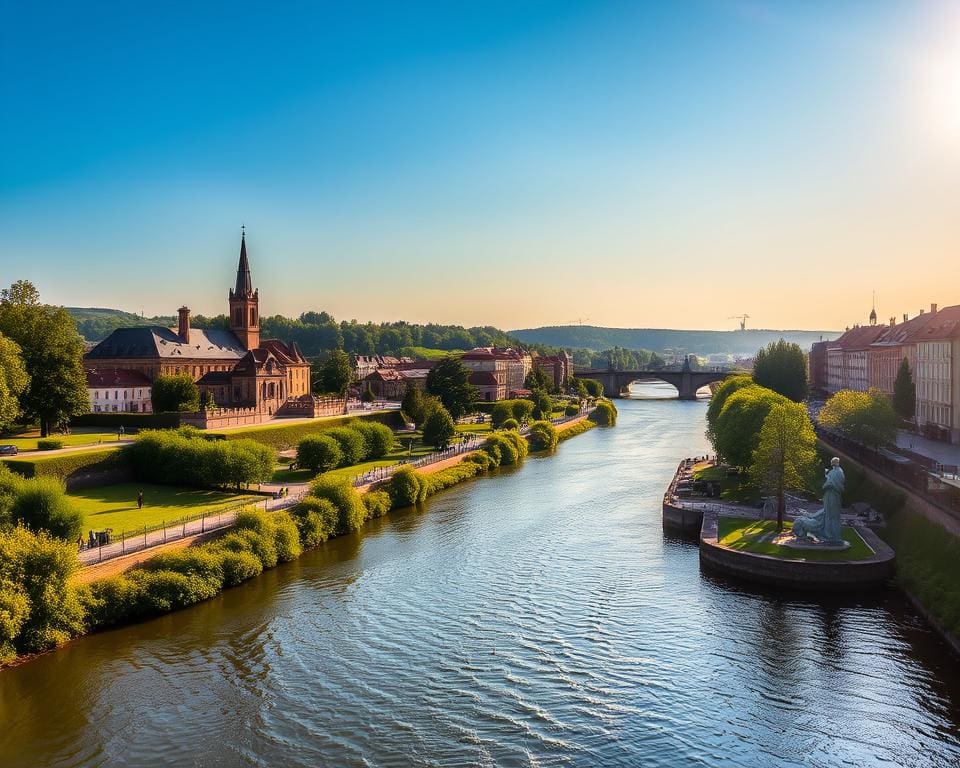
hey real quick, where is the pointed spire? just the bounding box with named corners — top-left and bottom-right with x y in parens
top-left (869, 290), bottom-right (877, 325)
top-left (235, 227), bottom-right (253, 296)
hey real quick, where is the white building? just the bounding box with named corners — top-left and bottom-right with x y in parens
top-left (86, 369), bottom-right (153, 413)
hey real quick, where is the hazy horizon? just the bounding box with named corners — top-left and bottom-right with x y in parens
top-left (3, 2), bottom-right (958, 330)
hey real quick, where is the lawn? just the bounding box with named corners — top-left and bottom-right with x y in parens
top-left (271, 435), bottom-right (435, 484)
top-left (456, 422), bottom-right (492, 435)
top-left (694, 464), bottom-right (761, 504)
top-left (717, 517), bottom-right (875, 562)
top-left (68, 483), bottom-right (258, 534)
top-left (0, 428), bottom-right (128, 452)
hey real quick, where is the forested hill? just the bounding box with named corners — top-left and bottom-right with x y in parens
top-left (509, 325), bottom-right (838, 356)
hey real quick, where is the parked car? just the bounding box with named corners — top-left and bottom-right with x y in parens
top-left (0, 445), bottom-right (18, 456)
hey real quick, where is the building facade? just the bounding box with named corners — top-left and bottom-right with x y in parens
top-left (462, 348), bottom-right (533, 401)
top-left (86, 369), bottom-right (153, 413)
top-left (908, 305), bottom-right (960, 443)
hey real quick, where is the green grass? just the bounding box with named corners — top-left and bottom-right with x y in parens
top-left (399, 346), bottom-right (461, 360)
top-left (693, 464), bottom-right (761, 504)
top-left (717, 517), bottom-right (875, 561)
top-left (68, 483), bottom-right (257, 534)
top-left (0, 429), bottom-right (127, 452)
top-left (456, 422), bottom-right (492, 434)
top-left (271, 436), bottom-right (435, 484)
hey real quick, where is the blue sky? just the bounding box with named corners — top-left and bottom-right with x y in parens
top-left (2, 1), bottom-right (958, 330)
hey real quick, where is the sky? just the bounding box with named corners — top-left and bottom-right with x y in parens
top-left (1, 1), bottom-right (958, 331)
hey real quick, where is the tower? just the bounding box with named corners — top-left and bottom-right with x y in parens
top-left (229, 228), bottom-right (260, 350)
top-left (869, 290), bottom-right (877, 326)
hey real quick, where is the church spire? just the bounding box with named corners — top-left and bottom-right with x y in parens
top-left (235, 226), bottom-right (253, 297)
top-left (869, 290), bottom-right (877, 326)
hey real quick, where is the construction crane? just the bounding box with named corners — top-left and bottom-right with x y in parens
top-left (567, 317), bottom-right (590, 326)
top-left (728, 314), bottom-right (750, 331)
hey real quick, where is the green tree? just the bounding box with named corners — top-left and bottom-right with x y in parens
top-left (580, 378), bottom-right (603, 398)
top-left (524, 367), bottom-right (551, 392)
top-left (425, 355), bottom-right (477, 420)
top-left (360, 383), bottom-right (376, 403)
top-left (749, 401), bottom-right (818, 531)
top-left (401, 385), bottom-right (428, 425)
top-left (0, 332), bottom-right (29, 432)
top-left (422, 406), bottom-right (456, 449)
top-left (151, 374), bottom-right (200, 412)
top-left (0, 281), bottom-right (88, 436)
top-left (528, 420), bottom-right (559, 451)
top-left (10, 477), bottom-right (84, 541)
top-left (317, 349), bottom-right (353, 396)
top-left (818, 388), bottom-right (899, 449)
top-left (530, 390), bottom-right (553, 420)
top-left (296, 434), bottom-right (343, 474)
top-left (706, 375), bottom-right (754, 446)
top-left (711, 385), bottom-right (788, 468)
top-left (752, 339), bottom-right (809, 402)
top-left (892, 357), bottom-right (916, 423)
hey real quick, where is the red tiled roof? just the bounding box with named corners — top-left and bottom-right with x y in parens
top-left (85, 368), bottom-right (152, 387)
top-left (905, 304), bottom-right (960, 342)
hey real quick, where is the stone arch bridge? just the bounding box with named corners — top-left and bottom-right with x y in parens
top-left (574, 368), bottom-right (731, 400)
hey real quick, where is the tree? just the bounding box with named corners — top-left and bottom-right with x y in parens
top-left (9, 477), bottom-right (84, 541)
top-left (360, 383), bottom-right (376, 403)
top-left (0, 332), bottom-right (29, 432)
top-left (711, 385), bottom-right (788, 468)
top-left (423, 406), bottom-right (456, 449)
top-left (706, 375), bottom-right (754, 446)
top-left (151, 374), bottom-right (200, 413)
top-left (296, 434), bottom-right (343, 474)
top-left (524, 367), bottom-right (551, 392)
top-left (401, 385), bottom-right (428, 425)
top-left (425, 356), bottom-right (477, 420)
top-left (752, 339), bottom-right (809, 402)
top-left (818, 388), bottom-right (899, 449)
top-left (580, 378), bottom-right (603, 398)
top-left (892, 358), bottom-right (916, 423)
top-left (530, 390), bottom-right (553, 420)
top-left (0, 281), bottom-right (88, 436)
top-left (316, 349), bottom-right (353, 396)
top-left (749, 401), bottom-right (818, 531)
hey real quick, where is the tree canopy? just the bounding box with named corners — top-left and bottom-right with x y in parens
top-left (316, 349), bottom-right (352, 396)
top-left (711, 384), bottom-right (789, 468)
top-left (422, 406), bottom-right (456, 450)
top-left (151, 374), bottom-right (200, 413)
top-left (0, 332), bottom-right (29, 433)
top-left (752, 339), bottom-right (809, 402)
top-left (425, 356), bottom-right (477, 420)
top-left (818, 388), bottom-right (899, 449)
top-left (892, 358), bottom-right (916, 423)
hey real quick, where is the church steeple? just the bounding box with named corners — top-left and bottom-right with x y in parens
top-left (869, 290), bottom-right (877, 326)
top-left (229, 227), bottom-right (260, 350)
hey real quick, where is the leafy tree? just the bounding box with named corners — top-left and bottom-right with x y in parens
top-left (360, 383), bottom-right (376, 403)
top-left (580, 378), bottom-right (603, 398)
top-left (401, 385), bottom-right (428, 426)
top-left (647, 353), bottom-right (665, 370)
top-left (316, 349), bottom-right (353, 396)
top-left (0, 281), bottom-right (88, 436)
top-left (524, 367), bottom-right (551, 392)
top-left (324, 427), bottom-right (366, 466)
top-left (711, 385), bottom-right (788, 468)
top-left (9, 477), bottom-right (84, 541)
top-left (296, 434), bottom-right (343, 474)
top-left (706, 375), bottom-right (754, 445)
top-left (0, 332), bottom-right (28, 432)
top-left (752, 339), bottom-right (809, 402)
top-left (530, 390), bottom-right (553, 420)
top-left (350, 420), bottom-right (395, 458)
top-left (892, 358), bottom-right (916, 423)
top-left (491, 401), bottom-right (514, 429)
top-left (528, 420), bottom-right (559, 451)
top-left (423, 406), bottom-right (456, 449)
top-left (151, 374), bottom-right (200, 413)
top-left (590, 400), bottom-right (618, 426)
top-left (425, 355), bottom-right (477, 420)
top-left (818, 388), bottom-right (899, 449)
top-left (749, 401), bottom-right (818, 531)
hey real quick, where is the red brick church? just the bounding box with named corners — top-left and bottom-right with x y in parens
top-left (85, 232), bottom-right (314, 417)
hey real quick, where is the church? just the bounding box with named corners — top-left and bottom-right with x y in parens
top-left (85, 232), bottom-right (313, 416)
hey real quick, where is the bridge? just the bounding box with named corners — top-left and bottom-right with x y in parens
top-left (574, 364), bottom-right (731, 400)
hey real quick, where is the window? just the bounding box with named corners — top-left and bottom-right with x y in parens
top-left (250, 307), bottom-right (257, 325)
top-left (234, 307), bottom-right (242, 326)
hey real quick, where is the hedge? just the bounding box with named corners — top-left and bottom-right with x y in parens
top-left (71, 412), bottom-right (182, 429)
top-left (210, 410), bottom-right (404, 450)
top-left (556, 419), bottom-right (595, 442)
top-left (2, 447), bottom-right (129, 482)
top-left (590, 400), bottom-right (618, 426)
top-left (36, 438), bottom-right (64, 451)
top-left (527, 420), bottom-right (559, 452)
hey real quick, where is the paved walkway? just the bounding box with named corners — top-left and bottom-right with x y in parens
top-left (896, 430), bottom-right (960, 467)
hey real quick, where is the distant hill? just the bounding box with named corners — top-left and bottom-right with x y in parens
top-left (508, 325), bottom-right (839, 356)
top-left (67, 307), bottom-right (174, 342)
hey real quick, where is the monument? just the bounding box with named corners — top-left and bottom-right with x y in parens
top-left (790, 457), bottom-right (847, 548)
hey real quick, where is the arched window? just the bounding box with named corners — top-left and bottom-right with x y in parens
top-left (268, 382), bottom-right (275, 398)
top-left (234, 307), bottom-right (242, 326)
top-left (250, 307), bottom-right (257, 325)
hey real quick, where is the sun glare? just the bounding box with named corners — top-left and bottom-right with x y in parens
top-left (917, 13), bottom-right (960, 152)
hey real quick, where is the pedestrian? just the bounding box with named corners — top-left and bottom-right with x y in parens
top-left (88, 530), bottom-right (96, 548)
top-left (77, 534), bottom-right (84, 552)
top-left (137, 489), bottom-right (144, 509)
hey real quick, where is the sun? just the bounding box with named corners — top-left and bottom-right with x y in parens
top-left (917, 14), bottom-right (960, 151)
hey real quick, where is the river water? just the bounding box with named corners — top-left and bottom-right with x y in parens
top-left (3, 391), bottom-right (960, 767)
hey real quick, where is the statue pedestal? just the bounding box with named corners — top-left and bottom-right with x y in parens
top-left (772, 532), bottom-right (850, 551)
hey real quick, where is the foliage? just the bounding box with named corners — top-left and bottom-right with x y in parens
top-left (530, 390), bottom-right (553, 420)
top-left (296, 434), bottom-right (343, 474)
top-left (291, 496), bottom-right (340, 548)
top-left (556, 418), bottom-right (595, 441)
top-left (524, 367), bottom-right (552, 392)
top-left (564, 404), bottom-right (580, 416)
top-left (317, 349), bottom-right (353, 395)
top-left (151, 374), bottom-right (200, 413)
top-left (0, 280), bottom-right (88, 436)
top-left (580, 378), bottom-right (603, 398)
top-left (401, 385), bottom-right (429, 426)
top-left (527, 420), bottom-right (559, 452)
top-left (0, 331), bottom-right (28, 433)
top-left (211, 411), bottom-right (402, 451)
top-left (423, 406), bottom-right (456, 449)
top-left (362, 490), bottom-right (392, 520)
top-left (129, 430), bottom-right (274, 489)
top-left (892, 357), bottom-right (916, 422)
top-left (0, 526), bottom-right (84, 656)
top-left (308, 477), bottom-right (366, 535)
top-left (349, 420), bottom-right (395, 458)
top-left (491, 399), bottom-right (535, 428)
top-left (419, 461), bottom-right (484, 496)
top-left (711, 385), bottom-right (787, 468)
top-left (751, 339), bottom-right (809, 402)
top-left (483, 432), bottom-right (528, 467)
top-left (36, 438), bottom-right (63, 451)
top-left (387, 465), bottom-right (425, 508)
top-left (324, 427), bottom-right (367, 467)
top-left (9, 476), bottom-right (84, 540)
top-left (705, 375), bottom-right (754, 444)
top-left (818, 388), bottom-right (899, 449)
top-left (425, 356), bottom-right (478, 420)
top-left (501, 418), bottom-right (519, 431)
top-left (749, 401), bottom-right (818, 529)
top-left (510, 399), bottom-right (534, 423)
top-left (2, 446), bottom-right (129, 483)
top-left (590, 400), bottom-right (617, 426)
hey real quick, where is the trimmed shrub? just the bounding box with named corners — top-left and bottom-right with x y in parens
top-left (362, 490), bottom-right (392, 520)
top-left (2, 446), bottom-right (129, 483)
top-left (126, 569), bottom-right (219, 614)
top-left (308, 477), bottom-right (366, 535)
top-left (557, 419), bottom-right (595, 442)
top-left (502, 430), bottom-right (528, 462)
top-left (219, 549), bottom-right (264, 587)
top-left (10, 476), bottom-right (83, 541)
top-left (501, 418), bottom-right (519, 431)
top-left (491, 402), bottom-right (514, 429)
top-left (142, 548), bottom-right (227, 590)
top-left (527, 420), bottom-right (559, 452)
top-left (296, 434), bottom-right (343, 474)
top-left (292, 496), bottom-right (339, 547)
top-left (350, 420), bottom-right (395, 459)
top-left (324, 427), bottom-right (367, 467)
top-left (219, 529), bottom-right (278, 570)
top-left (464, 451), bottom-right (493, 471)
top-left (510, 399), bottom-right (534, 423)
top-left (484, 434), bottom-right (518, 467)
top-left (491, 399), bottom-right (534, 428)
top-left (83, 574), bottom-right (142, 629)
top-left (129, 431), bottom-right (273, 489)
top-left (590, 400), bottom-right (617, 426)
top-left (420, 461), bottom-right (483, 496)
top-left (387, 466), bottom-right (424, 508)
top-left (36, 438), bottom-right (64, 451)
top-left (272, 511), bottom-right (303, 562)
top-left (564, 404), bottom-right (580, 417)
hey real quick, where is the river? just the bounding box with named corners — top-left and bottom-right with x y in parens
top-left (3, 391), bottom-right (960, 767)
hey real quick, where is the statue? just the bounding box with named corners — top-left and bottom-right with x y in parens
top-left (791, 457), bottom-right (845, 545)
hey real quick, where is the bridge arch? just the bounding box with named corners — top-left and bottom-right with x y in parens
top-left (573, 369), bottom-right (731, 400)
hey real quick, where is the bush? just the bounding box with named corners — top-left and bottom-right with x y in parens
top-left (83, 574), bottom-right (143, 629)
top-left (36, 438), bottom-right (63, 451)
top-left (292, 496), bottom-right (339, 547)
top-left (557, 419), bottom-right (595, 442)
top-left (272, 511), bottom-right (303, 562)
top-left (387, 465), bottom-right (424, 508)
top-left (362, 490), bottom-right (392, 520)
top-left (152, 373), bottom-right (200, 413)
top-left (296, 434), bottom-right (343, 474)
top-left (142, 548), bottom-right (226, 591)
top-left (527, 420), bottom-right (559, 452)
top-left (350, 420), bottom-right (395, 459)
top-left (423, 407), bottom-right (456, 450)
top-left (324, 427), bottom-right (367, 467)
top-left (590, 400), bottom-right (617, 426)
top-left (2, 446), bottom-right (129, 483)
top-left (501, 418), bottom-right (519, 431)
top-left (219, 549), bottom-right (264, 587)
top-left (484, 433), bottom-right (518, 467)
top-left (219, 527), bottom-right (279, 570)
top-left (308, 477), bottom-right (366, 535)
top-left (491, 399), bottom-right (535, 428)
top-left (420, 461), bottom-right (483, 496)
top-left (10, 476), bottom-right (83, 541)
top-left (464, 451), bottom-right (494, 471)
top-left (501, 430), bottom-right (528, 462)
top-left (510, 399), bottom-right (535, 423)
top-left (126, 569), bottom-right (219, 614)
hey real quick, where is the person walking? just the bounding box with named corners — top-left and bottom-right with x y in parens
top-left (137, 489), bottom-right (144, 509)
top-left (77, 534), bottom-right (84, 552)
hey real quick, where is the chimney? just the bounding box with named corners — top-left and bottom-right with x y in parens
top-left (903, 313), bottom-right (908, 322)
top-left (890, 317), bottom-right (896, 326)
top-left (931, 303), bottom-right (938, 314)
top-left (178, 306), bottom-right (191, 342)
